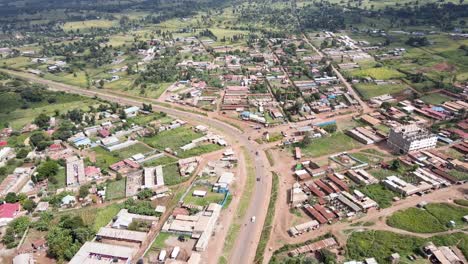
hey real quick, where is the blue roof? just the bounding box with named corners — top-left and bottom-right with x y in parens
top-left (431, 106), bottom-right (445, 112)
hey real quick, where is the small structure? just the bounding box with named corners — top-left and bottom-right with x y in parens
top-left (0, 202), bottom-right (21, 226)
top-left (66, 156), bottom-right (86, 186)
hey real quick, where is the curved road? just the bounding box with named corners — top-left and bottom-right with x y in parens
top-left (2, 69), bottom-right (270, 264)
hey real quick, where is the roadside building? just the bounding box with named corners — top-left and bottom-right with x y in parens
top-left (387, 125), bottom-right (437, 154)
top-left (66, 156), bottom-right (86, 186)
top-left (69, 241), bottom-right (136, 264)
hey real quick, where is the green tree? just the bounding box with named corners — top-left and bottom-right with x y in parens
top-left (21, 199), bottom-right (36, 213)
top-left (5, 192), bottom-right (18, 203)
top-left (36, 160), bottom-right (59, 182)
top-left (33, 113), bottom-right (50, 129)
top-left (78, 185), bottom-right (90, 198)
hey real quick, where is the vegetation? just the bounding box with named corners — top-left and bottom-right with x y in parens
top-left (387, 203), bottom-right (468, 233)
top-left (359, 184), bottom-right (397, 209)
top-left (254, 172), bottom-right (279, 263)
top-left (296, 132), bottom-right (362, 158)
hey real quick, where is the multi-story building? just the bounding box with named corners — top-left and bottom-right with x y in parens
top-left (387, 125), bottom-right (437, 154)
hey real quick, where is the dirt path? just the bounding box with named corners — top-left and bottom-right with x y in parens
top-left (264, 183), bottom-right (468, 262)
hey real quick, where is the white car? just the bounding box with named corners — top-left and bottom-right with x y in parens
top-left (251, 216), bottom-right (256, 223)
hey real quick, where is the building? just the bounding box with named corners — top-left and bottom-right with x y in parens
top-left (96, 227), bottom-right (147, 246)
top-left (387, 125), bottom-right (437, 154)
top-left (288, 220), bottom-right (319, 237)
top-left (0, 202), bottom-right (21, 226)
top-left (13, 253), bottom-right (35, 264)
top-left (143, 166), bottom-right (165, 189)
top-left (161, 203), bottom-right (222, 252)
top-left (66, 156), bottom-right (86, 186)
top-left (112, 209), bottom-right (158, 229)
top-left (69, 241), bottom-right (136, 264)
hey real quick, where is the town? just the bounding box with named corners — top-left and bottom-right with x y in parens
top-left (0, 0), bottom-right (467, 264)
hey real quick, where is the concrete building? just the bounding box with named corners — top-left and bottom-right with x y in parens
top-left (112, 209), bottom-right (158, 229)
top-left (66, 156), bottom-right (86, 186)
top-left (161, 203), bottom-right (222, 252)
top-left (387, 125), bottom-right (437, 154)
top-left (143, 166), bottom-right (164, 188)
top-left (68, 241), bottom-right (136, 264)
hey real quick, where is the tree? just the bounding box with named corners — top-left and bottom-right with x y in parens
top-left (29, 131), bottom-right (50, 151)
top-left (390, 159), bottom-right (401, 170)
top-left (21, 199), bottom-right (36, 213)
top-left (137, 188), bottom-right (153, 200)
top-left (16, 148), bottom-right (29, 159)
top-left (5, 192), bottom-right (18, 203)
top-left (301, 134), bottom-right (312, 146)
top-left (78, 185), bottom-right (90, 198)
top-left (381, 102), bottom-right (392, 110)
top-left (33, 113), bottom-right (50, 129)
top-left (36, 160), bottom-right (59, 182)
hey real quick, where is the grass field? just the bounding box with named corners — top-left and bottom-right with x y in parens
top-left (296, 132), bottom-right (363, 158)
top-left (177, 144), bottom-right (224, 158)
top-left (419, 93), bottom-right (453, 105)
top-left (142, 126), bottom-right (203, 151)
top-left (117, 143), bottom-right (154, 159)
top-left (447, 169), bottom-right (468, 181)
top-left (57, 203), bottom-right (122, 232)
top-left (387, 203), bottom-right (468, 233)
top-left (48, 167), bottom-right (66, 192)
top-left (92, 146), bottom-right (121, 169)
top-left (183, 186), bottom-right (224, 207)
top-left (106, 179), bottom-right (126, 200)
top-left (0, 93), bottom-right (98, 130)
top-left (63, 20), bottom-right (117, 31)
top-left (142, 155), bottom-right (178, 167)
top-left (162, 163), bottom-right (187, 186)
top-left (354, 83), bottom-right (408, 100)
top-left (358, 184), bottom-right (397, 209)
top-left (349, 67), bottom-right (405, 80)
top-left (347, 230), bottom-right (468, 263)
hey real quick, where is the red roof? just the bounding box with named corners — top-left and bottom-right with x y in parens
top-left (172, 207), bottom-right (189, 217)
top-left (306, 183), bottom-right (325, 198)
top-left (0, 203), bottom-right (20, 218)
top-left (304, 206), bottom-right (327, 224)
top-left (98, 129), bottom-right (111, 138)
top-left (85, 166), bottom-right (101, 177)
top-left (48, 143), bottom-right (62, 151)
top-left (327, 175), bottom-right (349, 192)
top-left (313, 204), bottom-right (336, 220)
top-left (315, 179), bottom-right (334, 195)
top-left (0, 141), bottom-right (7, 147)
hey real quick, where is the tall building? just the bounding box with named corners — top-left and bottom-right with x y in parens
top-left (387, 125), bottom-right (437, 154)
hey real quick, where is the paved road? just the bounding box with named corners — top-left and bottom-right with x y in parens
top-left (2, 69), bottom-right (271, 264)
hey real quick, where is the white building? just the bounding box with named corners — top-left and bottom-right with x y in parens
top-left (387, 125), bottom-right (437, 154)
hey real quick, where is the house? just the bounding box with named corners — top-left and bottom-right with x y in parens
top-left (0, 202), bottom-right (21, 226)
top-left (112, 209), bottom-right (158, 229)
top-left (61, 195), bottom-right (76, 207)
top-left (124, 106), bottom-right (140, 117)
top-left (13, 253), bottom-right (34, 264)
top-left (66, 156), bottom-right (86, 186)
top-left (84, 166), bottom-right (101, 179)
top-left (68, 241), bottom-right (136, 264)
top-left (35, 202), bottom-right (49, 213)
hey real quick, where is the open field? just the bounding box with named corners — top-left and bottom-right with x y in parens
top-left (92, 146), bottom-right (121, 169)
top-left (62, 20), bottom-right (117, 31)
top-left (106, 179), bottom-right (127, 200)
top-left (419, 93), bottom-right (453, 105)
top-left (296, 132), bottom-right (363, 158)
top-left (183, 186), bottom-right (225, 207)
top-left (347, 230), bottom-right (468, 263)
top-left (358, 184), bottom-right (397, 209)
top-left (117, 143), bottom-right (154, 159)
top-left (162, 163), bottom-right (187, 186)
top-left (387, 203), bottom-right (468, 233)
top-left (142, 126), bottom-right (203, 152)
top-left (354, 83), bottom-right (408, 100)
top-left (348, 67), bottom-right (405, 80)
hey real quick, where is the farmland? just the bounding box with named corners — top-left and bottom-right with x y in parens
top-left (354, 83), bottom-right (408, 100)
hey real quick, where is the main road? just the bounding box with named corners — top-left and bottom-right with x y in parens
top-left (2, 69), bottom-right (271, 264)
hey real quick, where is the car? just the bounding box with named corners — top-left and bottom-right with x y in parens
top-left (251, 216), bottom-right (256, 223)
top-left (256, 177), bottom-right (260, 181)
